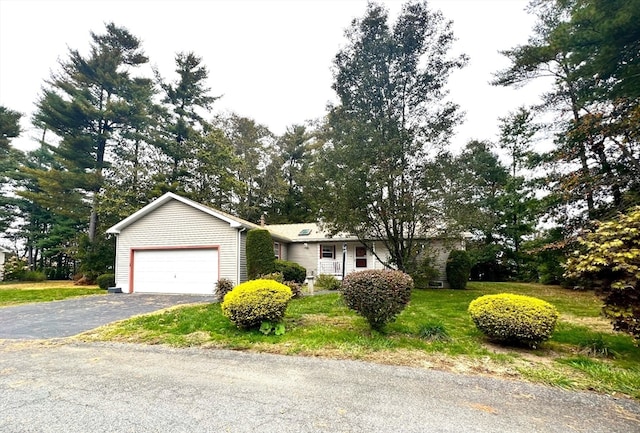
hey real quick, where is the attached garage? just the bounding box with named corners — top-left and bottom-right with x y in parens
top-left (131, 248), bottom-right (219, 294)
top-left (106, 193), bottom-right (262, 295)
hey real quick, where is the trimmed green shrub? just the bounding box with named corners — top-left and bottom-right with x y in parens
top-left (215, 278), bottom-right (235, 302)
top-left (274, 259), bottom-right (306, 284)
top-left (446, 250), bottom-right (472, 289)
top-left (341, 269), bottom-right (414, 331)
top-left (246, 229), bottom-right (276, 279)
top-left (410, 255), bottom-right (439, 289)
top-left (315, 274), bottom-right (341, 291)
top-left (96, 273), bottom-right (115, 289)
top-left (221, 279), bottom-right (293, 329)
top-left (468, 293), bottom-right (559, 347)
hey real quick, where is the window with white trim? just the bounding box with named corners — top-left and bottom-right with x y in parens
top-left (273, 242), bottom-right (281, 259)
top-left (320, 245), bottom-right (335, 259)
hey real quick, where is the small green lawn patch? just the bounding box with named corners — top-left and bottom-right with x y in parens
top-left (79, 282), bottom-right (640, 399)
top-left (0, 281), bottom-right (103, 306)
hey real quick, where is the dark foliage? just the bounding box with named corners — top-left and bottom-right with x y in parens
top-left (96, 273), bottom-right (115, 289)
top-left (246, 229), bottom-right (276, 279)
top-left (446, 250), bottom-right (472, 289)
top-left (274, 259), bottom-right (306, 284)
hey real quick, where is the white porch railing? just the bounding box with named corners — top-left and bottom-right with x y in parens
top-left (318, 260), bottom-right (342, 276)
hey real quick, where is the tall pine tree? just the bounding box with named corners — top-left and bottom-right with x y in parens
top-left (33, 23), bottom-right (149, 278)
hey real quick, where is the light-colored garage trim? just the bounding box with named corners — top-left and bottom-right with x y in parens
top-left (128, 245), bottom-right (220, 294)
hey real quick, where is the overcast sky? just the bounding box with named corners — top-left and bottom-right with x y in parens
top-left (0, 0), bottom-right (549, 153)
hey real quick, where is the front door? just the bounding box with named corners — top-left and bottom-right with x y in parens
top-left (355, 246), bottom-right (367, 268)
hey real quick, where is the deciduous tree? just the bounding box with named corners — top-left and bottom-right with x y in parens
top-left (320, 1), bottom-right (466, 272)
top-left (565, 206), bottom-right (640, 340)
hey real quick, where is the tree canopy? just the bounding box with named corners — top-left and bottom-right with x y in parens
top-left (318, 0), bottom-right (467, 272)
top-left (2, 0), bottom-right (639, 292)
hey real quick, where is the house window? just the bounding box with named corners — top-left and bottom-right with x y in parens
top-left (320, 245), bottom-right (335, 259)
top-left (355, 246), bottom-right (367, 268)
top-left (273, 242), bottom-right (281, 259)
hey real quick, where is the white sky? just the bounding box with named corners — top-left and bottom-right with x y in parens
top-left (0, 0), bottom-right (549, 153)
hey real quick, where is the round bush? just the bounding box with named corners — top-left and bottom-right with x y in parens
top-left (341, 269), bottom-right (414, 331)
top-left (96, 273), bottom-right (115, 289)
top-left (446, 250), bottom-right (472, 289)
top-left (221, 279), bottom-right (293, 329)
top-left (274, 259), bottom-right (307, 284)
top-left (468, 293), bottom-right (559, 347)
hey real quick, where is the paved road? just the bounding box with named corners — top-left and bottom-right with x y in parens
top-left (0, 294), bottom-right (216, 339)
top-left (0, 342), bottom-right (638, 433)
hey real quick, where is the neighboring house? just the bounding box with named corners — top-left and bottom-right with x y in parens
top-left (107, 192), bottom-right (466, 295)
top-left (0, 246), bottom-right (11, 280)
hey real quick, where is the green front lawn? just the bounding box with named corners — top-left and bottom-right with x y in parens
top-left (0, 281), bottom-right (103, 306)
top-left (81, 282), bottom-right (640, 399)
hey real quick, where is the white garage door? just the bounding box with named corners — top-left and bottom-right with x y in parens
top-left (132, 248), bottom-right (218, 294)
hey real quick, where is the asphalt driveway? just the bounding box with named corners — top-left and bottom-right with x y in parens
top-left (0, 293), bottom-right (216, 339)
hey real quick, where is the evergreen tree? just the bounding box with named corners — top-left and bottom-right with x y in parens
top-left (215, 114), bottom-right (281, 223)
top-left (497, 107), bottom-right (540, 278)
top-left (33, 22), bottom-right (149, 243)
top-left (153, 52), bottom-right (219, 190)
top-left (0, 106), bottom-right (21, 153)
top-left (494, 0), bottom-right (640, 228)
top-left (0, 106), bottom-right (23, 234)
top-left (268, 124), bottom-right (319, 223)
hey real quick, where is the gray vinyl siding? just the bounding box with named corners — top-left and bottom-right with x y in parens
top-left (239, 230), bottom-right (247, 283)
top-left (429, 238), bottom-right (465, 287)
top-left (286, 243), bottom-right (318, 277)
top-left (113, 199), bottom-right (241, 292)
top-left (341, 241), bottom-right (391, 274)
